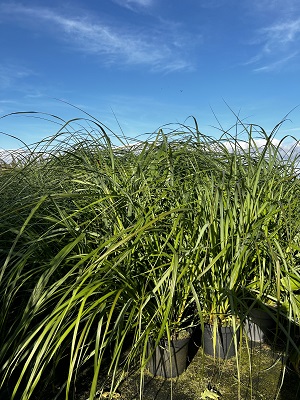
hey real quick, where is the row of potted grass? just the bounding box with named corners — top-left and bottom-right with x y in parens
top-left (0, 114), bottom-right (299, 399)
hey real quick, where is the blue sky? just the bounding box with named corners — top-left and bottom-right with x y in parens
top-left (1, 0), bottom-right (300, 149)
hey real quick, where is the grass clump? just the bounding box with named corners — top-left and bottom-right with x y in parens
top-left (0, 112), bottom-right (299, 399)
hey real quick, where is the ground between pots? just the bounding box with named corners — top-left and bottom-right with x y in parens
top-left (75, 340), bottom-right (300, 400)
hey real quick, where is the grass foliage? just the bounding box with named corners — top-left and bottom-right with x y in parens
top-left (0, 112), bottom-right (300, 399)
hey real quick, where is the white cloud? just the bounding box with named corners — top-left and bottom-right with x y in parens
top-left (112, 0), bottom-right (153, 10)
top-left (0, 99), bottom-right (17, 104)
top-left (253, 52), bottom-right (298, 73)
top-left (244, 17), bottom-right (300, 72)
top-left (260, 19), bottom-right (300, 51)
top-left (223, 137), bottom-right (300, 159)
top-left (0, 3), bottom-right (193, 73)
top-left (242, 0), bottom-right (300, 72)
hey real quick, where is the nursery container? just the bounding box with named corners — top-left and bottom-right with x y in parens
top-left (203, 324), bottom-right (237, 359)
top-left (147, 335), bottom-right (191, 378)
top-left (244, 308), bottom-right (276, 344)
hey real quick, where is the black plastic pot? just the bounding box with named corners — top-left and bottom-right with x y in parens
top-left (203, 323), bottom-right (237, 359)
top-left (147, 336), bottom-right (191, 378)
top-left (244, 308), bottom-right (276, 344)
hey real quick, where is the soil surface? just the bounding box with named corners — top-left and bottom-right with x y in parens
top-left (74, 338), bottom-right (300, 400)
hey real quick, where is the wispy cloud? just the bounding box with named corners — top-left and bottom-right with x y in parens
top-left (260, 19), bottom-right (300, 52)
top-left (244, 17), bottom-right (300, 72)
top-left (111, 0), bottom-right (153, 11)
top-left (253, 52), bottom-right (298, 73)
top-left (0, 3), bottom-right (194, 72)
top-left (243, 0), bottom-right (300, 72)
top-left (0, 63), bottom-right (35, 89)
